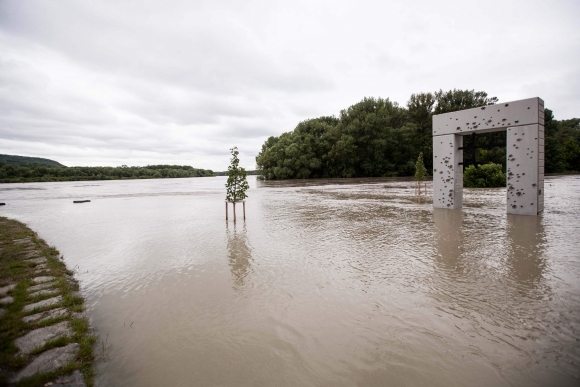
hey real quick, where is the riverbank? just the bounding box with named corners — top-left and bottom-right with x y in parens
top-left (0, 164), bottom-right (215, 183)
top-left (0, 217), bottom-right (96, 386)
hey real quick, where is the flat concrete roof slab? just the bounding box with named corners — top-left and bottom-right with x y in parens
top-left (433, 97), bottom-right (543, 137)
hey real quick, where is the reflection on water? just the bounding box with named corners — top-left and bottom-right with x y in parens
top-left (226, 223), bottom-right (253, 290)
top-left (506, 214), bottom-right (546, 289)
top-left (434, 208), bottom-right (464, 272)
top-left (0, 175), bottom-right (579, 386)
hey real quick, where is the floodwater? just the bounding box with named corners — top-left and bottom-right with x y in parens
top-left (1, 175), bottom-right (579, 387)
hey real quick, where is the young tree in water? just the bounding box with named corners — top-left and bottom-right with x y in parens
top-left (226, 147), bottom-right (249, 202)
top-left (415, 152), bottom-right (427, 195)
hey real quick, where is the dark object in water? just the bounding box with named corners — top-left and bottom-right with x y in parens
top-left (0, 203), bottom-right (5, 206)
top-left (73, 200), bottom-right (91, 204)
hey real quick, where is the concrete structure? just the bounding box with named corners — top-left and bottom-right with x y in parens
top-left (432, 97), bottom-right (544, 215)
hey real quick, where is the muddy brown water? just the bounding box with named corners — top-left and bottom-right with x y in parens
top-left (1, 176), bottom-right (579, 386)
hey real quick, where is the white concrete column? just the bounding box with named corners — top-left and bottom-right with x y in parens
top-left (433, 134), bottom-right (463, 208)
top-left (506, 124), bottom-right (544, 215)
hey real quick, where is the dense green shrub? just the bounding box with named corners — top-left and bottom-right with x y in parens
top-left (463, 163), bottom-right (506, 188)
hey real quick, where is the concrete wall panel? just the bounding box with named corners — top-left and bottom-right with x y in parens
top-left (433, 134), bottom-right (462, 208)
top-left (538, 125), bottom-right (545, 213)
top-left (506, 125), bottom-right (541, 215)
top-left (433, 97), bottom-right (543, 137)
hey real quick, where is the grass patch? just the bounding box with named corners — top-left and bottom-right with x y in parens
top-left (0, 217), bottom-right (96, 387)
top-left (16, 362), bottom-right (80, 387)
top-left (28, 336), bottom-right (70, 357)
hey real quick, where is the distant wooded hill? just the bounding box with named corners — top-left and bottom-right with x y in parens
top-left (0, 157), bottom-right (215, 183)
top-left (0, 154), bottom-right (65, 167)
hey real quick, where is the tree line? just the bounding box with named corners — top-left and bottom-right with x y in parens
top-left (256, 89), bottom-right (580, 179)
top-left (0, 164), bottom-right (215, 183)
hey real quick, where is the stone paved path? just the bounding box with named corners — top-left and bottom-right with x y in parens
top-left (24, 295), bottom-right (63, 312)
top-left (15, 321), bottom-right (72, 354)
top-left (0, 284), bottom-right (16, 295)
top-left (0, 232), bottom-right (89, 386)
top-left (33, 275), bottom-right (55, 283)
top-left (51, 370), bottom-right (86, 387)
top-left (29, 281), bottom-right (57, 292)
top-left (23, 307), bottom-right (68, 323)
top-left (12, 344), bottom-right (80, 383)
top-left (30, 288), bottom-right (60, 298)
top-left (22, 251), bottom-right (41, 259)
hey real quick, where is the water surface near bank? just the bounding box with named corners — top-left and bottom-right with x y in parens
top-left (0, 176), bottom-right (579, 386)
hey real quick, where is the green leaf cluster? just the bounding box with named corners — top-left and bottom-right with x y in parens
top-left (544, 110), bottom-right (580, 173)
top-left (414, 152), bottom-right (427, 181)
top-left (463, 163), bottom-right (506, 188)
top-left (256, 89), bottom-right (498, 179)
top-left (256, 90), bottom-right (579, 179)
top-left (225, 147), bottom-right (249, 202)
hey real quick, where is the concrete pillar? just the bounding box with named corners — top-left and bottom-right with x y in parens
top-left (433, 134), bottom-right (463, 208)
top-left (506, 124), bottom-right (544, 215)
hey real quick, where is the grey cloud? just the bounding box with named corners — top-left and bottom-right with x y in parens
top-left (0, 0), bottom-right (578, 170)
top-left (0, 0), bottom-right (334, 96)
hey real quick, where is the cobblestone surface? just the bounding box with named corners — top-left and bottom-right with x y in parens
top-left (25, 257), bottom-right (47, 264)
top-left (0, 284), bottom-right (15, 296)
top-left (32, 275), bottom-right (55, 283)
top-left (29, 281), bottom-right (57, 292)
top-left (22, 251), bottom-right (42, 259)
top-left (14, 321), bottom-right (72, 354)
top-left (12, 343), bottom-right (79, 383)
top-left (23, 307), bottom-right (68, 323)
top-left (52, 370), bottom-right (87, 387)
top-left (30, 288), bottom-right (60, 298)
top-left (13, 238), bottom-right (33, 244)
top-left (23, 295), bottom-right (63, 312)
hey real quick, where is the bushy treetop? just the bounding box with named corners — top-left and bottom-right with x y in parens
top-left (256, 89), bottom-right (579, 179)
top-left (415, 152), bottom-right (427, 182)
top-left (226, 147), bottom-right (249, 202)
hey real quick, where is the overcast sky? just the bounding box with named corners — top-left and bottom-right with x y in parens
top-left (1, 0), bottom-right (578, 170)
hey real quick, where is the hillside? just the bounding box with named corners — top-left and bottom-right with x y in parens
top-left (0, 154), bottom-right (65, 167)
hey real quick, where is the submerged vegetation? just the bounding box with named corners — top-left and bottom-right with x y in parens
top-left (0, 164), bottom-right (214, 183)
top-left (256, 89), bottom-right (580, 180)
top-left (463, 163), bottom-right (506, 188)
